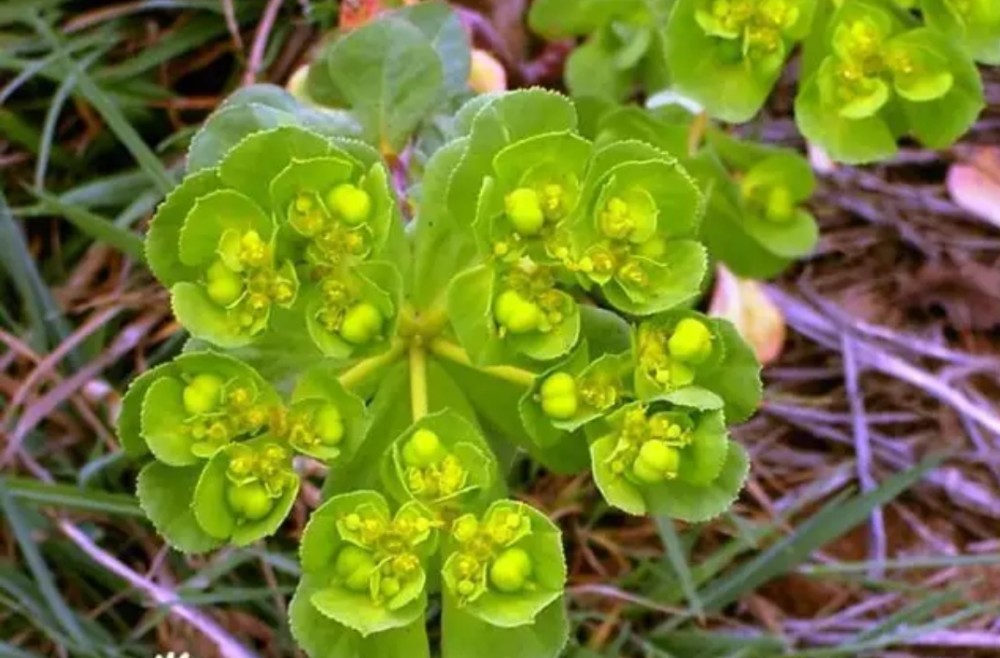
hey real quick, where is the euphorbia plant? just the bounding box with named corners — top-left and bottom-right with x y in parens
top-left (120, 7), bottom-right (764, 658)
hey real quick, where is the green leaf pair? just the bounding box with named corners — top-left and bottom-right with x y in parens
top-left (797, 0), bottom-right (984, 163)
top-left (300, 1), bottom-right (472, 154)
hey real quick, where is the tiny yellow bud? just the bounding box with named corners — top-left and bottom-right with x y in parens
top-left (226, 481), bottom-right (274, 521)
top-left (339, 302), bottom-right (384, 345)
top-left (631, 440), bottom-right (680, 484)
top-left (314, 404), bottom-right (345, 445)
top-left (205, 260), bottom-right (244, 306)
top-left (668, 318), bottom-right (713, 363)
top-left (539, 372), bottom-right (578, 420)
top-left (505, 188), bottom-right (545, 236)
top-left (489, 547), bottom-right (533, 593)
top-left (327, 184), bottom-right (372, 226)
top-left (182, 373), bottom-right (225, 415)
top-left (494, 289), bottom-right (543, 334)
top-left (402, 428), bottom-right (445, 467)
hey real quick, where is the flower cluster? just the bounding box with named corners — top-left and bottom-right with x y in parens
top-left (146, 115), bottom-right (402, 356)
top-left (125, 78), bottom-right (762, 658)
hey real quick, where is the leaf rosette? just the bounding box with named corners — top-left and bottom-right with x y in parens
top-left (380, 411), bottom-right (504, 517)
top-left (146, 121), bottom-right (403, 355)
top-left (297, 491), bottom-right (439, 636)
top-left (796, 0), bottom-right (984, 163)
top-left (118, 351), bottom-right (281, 463)
top-left (441, 500), bottom-right (566, 627)
top-left (590, 400), bottom-right (749, 521)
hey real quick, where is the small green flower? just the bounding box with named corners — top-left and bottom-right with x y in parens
top-left (381, 412), bottom-right (503, 514)
top-left (494, 289), bottom-right (544, 335)
top-left (193, 437), bottom-right (300, 546)
top-left (590, 402), bottom-right (737, 517)
top-left (299, 491), bottom-right (438, 636)
top-left (340, 302), bottom-right (385, 345)
top-left (442, 500), bottom-right (565, 626)
top-left (668, 318), bottom-right (714, 364)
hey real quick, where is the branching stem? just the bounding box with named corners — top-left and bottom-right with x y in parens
top-left (338, 338), bottom-right (406, 390)
top-left (410, 341), bottom-right (429, 421)
top-left (428, 338), bottom-right (537, 388)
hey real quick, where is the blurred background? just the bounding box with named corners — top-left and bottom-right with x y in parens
top-left (2, 1), bottom-right (1000, 656)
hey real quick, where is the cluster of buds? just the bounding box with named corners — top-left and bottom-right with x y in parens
top-left (224, 442), bottom-right (296, 522)
top-left (695, 0), bottom-right (802, 62)
top-left (181, 372), bottom-right (274, 458)
top-left (283, 399), bottom-right (345, 458)
top-left (603, 406), bottom-right (694, 485)
top-left (206, 228), bottom-right (298, 338)
top-left (493, 262), bottom-right (572, 338)
top-left (443, 503), bottom-right (535, 603)
top-left (331, 501), bottom-right (435, 606)
top-left (819, 5), bottom-right (954, 119)
top-left (314, 274), bottom-right (385, 346)
top-left (399, 429), bottom-right (469, 503)
top-left (538, 365), bottom-right (621, 422)
top-left (636, 317), bottom-right (715, 394)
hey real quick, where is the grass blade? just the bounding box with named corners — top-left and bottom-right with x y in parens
top-left (655, 517), bottom-right (704, 618)
top-left (3, 477), bottom-right (142, 517)
top-left (0, 479), bottom-right (93, 652)
top-left (31, 189), bottom-right (145, 261)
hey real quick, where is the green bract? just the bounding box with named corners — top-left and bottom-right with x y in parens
top-left (123, 8), bottom-right (765, 655)
top-left (796, 0), bottom-right (983, 163)
top-left (668, 0), bottom-right (817, 122)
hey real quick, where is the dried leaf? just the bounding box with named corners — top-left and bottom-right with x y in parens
top-left (947, 146), bottom-right (1000, 229)
top-left (708, 265), bottom-right (786, 365)
top-left (469, 49), bottom-right (507, 93)
top-left (900, 258), bottom-right (1000, 331)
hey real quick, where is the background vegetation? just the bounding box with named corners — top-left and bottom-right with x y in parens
top-left (2, 0), bottom-right (1000, 656)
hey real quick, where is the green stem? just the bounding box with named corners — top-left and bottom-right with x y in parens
top-left (428, 338), bottom-right (537, 388)
top-left (409, 342), bottom-right (429, 421)
top-left (338, 338), bottom-right (406, 390)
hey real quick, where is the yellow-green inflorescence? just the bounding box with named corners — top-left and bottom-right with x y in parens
top-left (332, 503), bottom-right (435, 606)
top-left (820, 9), bottom-right (954, 119)
top-left (287, 181), bottom-right (388, 348)
top-left (695, 0), bottom-right (802, 62)
top-left (181, 373), bottom-right (275, 457)
top-left (444, 504), bottom-right (535, 604)
top-left (577, 188), bottom-right (669, 296)
top-left (284, 400), bottom-right (346, 454)
top-left (637, 318), bottom-right (714, 392)
top-left (225, 442), bottom-right (295, 522)
top-left (493, 261), bottom-right (572, 337)
top-left (207, 228), bottom-right (298, 337)
top-left (500, 173), bottom-right (578, 247)
top-left (538, 369), bottom-right (621, 421)
top-left (604, 406), bottom-right (693, 484)
top-left (399, 429), bottom-right (469, 504)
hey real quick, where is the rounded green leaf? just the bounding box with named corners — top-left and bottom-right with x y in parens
top-left (145, 169), bottom-right (223, 286)
top-left (137, 461), bottom-right (222, 554)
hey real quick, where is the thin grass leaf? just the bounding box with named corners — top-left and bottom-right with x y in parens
top-left (28, 16), bottom-right (174, 195)
top-left (0, 479), bottom-right (94, 652)
top-left (695, 455), bottom-right (942, 614)
top-left (3, 477), bottom-right (142, 517)
top-left (31, 189), bottom-right (145, 261)
top-left (0, 190), bottom-right (75, 357)
top-left (654, 517), bottom-right (704, 618)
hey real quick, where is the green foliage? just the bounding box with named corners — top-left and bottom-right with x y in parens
top-left (532, 0), bottom-right (988, 164)
top-left (121, 7), bottom-right (763, 657)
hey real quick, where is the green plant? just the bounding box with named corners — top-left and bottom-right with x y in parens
top-left (118, 5), bottom-right (761, 657)
top-left (531, 0), bottom-right (992, 164)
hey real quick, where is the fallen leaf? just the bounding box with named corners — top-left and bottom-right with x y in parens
top-left (469, 48), bottom-right (507, 93)
top-left (947, 146), bottom-right (1000, 229)
top-left (709, 265), bottom-right (787, 365)
top-left (339, 0), bottom-right (386, 31)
